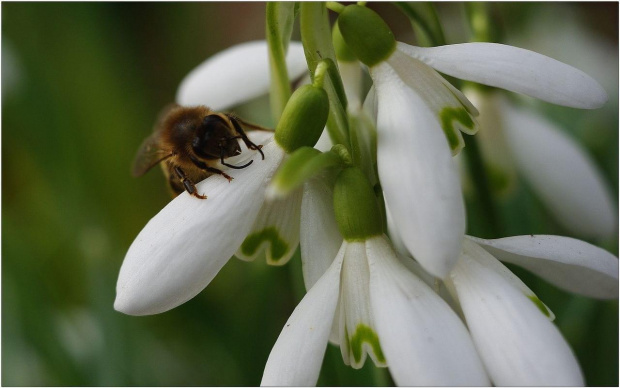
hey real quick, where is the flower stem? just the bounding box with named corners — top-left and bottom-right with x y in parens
top-left (266, 2), bottom-right (296, 122)
top-left (300, 2), bottom-right (350, 149)
top-left (372, 365), bottom-right (392, 386)
top-left (465, 2), bottom-right (502, 43)
top-left (394, 2), bottom-right (446, 47)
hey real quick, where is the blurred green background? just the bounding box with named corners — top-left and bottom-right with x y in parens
top-left (2, 2), bottom-right (617, 386)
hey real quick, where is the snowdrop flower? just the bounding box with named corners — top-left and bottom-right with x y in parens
top-left (115, 41), bottom-right (332, 315)
top-left (337, 5), bottom-right (608, 278)
top-left (443, 235), bottom-right (618, 385)
top-left (467, 89), bottom-right (617, 240)
top-left (262, 167), bottom-right (490, 386)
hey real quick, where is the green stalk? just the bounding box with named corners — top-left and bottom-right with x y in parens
top-left (394, 2), bottom-right (446, 47)
top-left (266, 2), bottom-right (297, 122)
top-left (372, 365), bottom-right (391, 386)
top-left (300, 2), bottom-right (350, 149)
top-left (465, 2), bottom-right (503, 43)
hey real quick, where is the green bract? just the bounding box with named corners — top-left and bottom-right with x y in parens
top-left (274, 84), bottom-right (330, 154)
top-left (268, 147), bottom-right (343, 199)
top-left (337, 5), bottom-right (396, 67)
top-left (333, 167), bottom-right (383, 241)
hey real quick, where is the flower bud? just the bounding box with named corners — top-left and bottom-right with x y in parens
top-left (333, 167), bottom-right (383, 241)
top-left (337, 5), bottom-right (396, 67)
top-left (274, 84), bottom-right (330, 153)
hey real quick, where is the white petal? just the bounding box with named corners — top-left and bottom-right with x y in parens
top-left (396, 253), bottom-right (465, 318)
top-left (367, 236), bottom-right (490, 386)
top-left (362, 85), bottom-right (378, 123)
top-left (261, 243), bottom-right (344, 386)
top-left (176, 41), bottom-right (307, 110)
top-left (237, 187), bottom-right (302, 266)
top-left (313, 129), bottom-right (333, 153)
top-left (387, 202), bottom-right (460, 314)
top-left (384, 202), bottom-right (409, 258)
top-left (115, 142), bottom-right (285, 316)
top-left (300, 177), bottom-right (342, 290)
top-left (371, 62), bottom-right (465, 278)
top-left (339, 60), bottom-right (364, 112)
top-left (400, 42), bottom-right (608, 109)
top-left (469, 235), bottom-right (619, 299)
top-left (449, 240), bottom-right (584, 386)
top-left (463, 238), bottom-right (555, 320)
top-left (500, 101), bottom-right (617, 240)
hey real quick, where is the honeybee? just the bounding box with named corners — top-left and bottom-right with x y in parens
top-left (132, 105), bottom-right (267, 199)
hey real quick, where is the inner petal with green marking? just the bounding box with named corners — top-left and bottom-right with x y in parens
top-left (347, 323), bottom-right (386, 366)
top-left (241, 227), bottom-right (289, 263)
top-left (338, 241), bottom-right (387, 369)
top-left (387, 49), bottom-right (479, 155)
top-left (235, 189), bottom-right (302, 265)
top-left (439, 106), bottom-right (477, 155)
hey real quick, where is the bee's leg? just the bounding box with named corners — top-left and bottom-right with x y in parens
top-left (227, 115), bottom-right (265, 160)
top-left (205, 166), bottom-right (234, 182)
top-left (174, 166), bottom-right (207, 199)
top-left (189, 155), bottom-right (234, 182)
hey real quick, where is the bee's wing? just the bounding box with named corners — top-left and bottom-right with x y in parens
top-left (131, 104), bottom-right (179, 177)
top-left (131, 132), bottom-right (172, 177)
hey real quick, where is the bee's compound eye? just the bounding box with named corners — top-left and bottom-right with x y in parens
top-left (193, 115), bottom-right (229, 158)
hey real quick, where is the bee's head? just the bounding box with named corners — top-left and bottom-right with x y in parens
top-left (192, 115), bottom-right (241, 159)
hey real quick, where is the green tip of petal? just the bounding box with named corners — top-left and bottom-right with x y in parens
top-left (349, 324), bottom-right (386, 366)
top-left (527, 295), bottom-right (552, 319)
top-left (440, 106), bottom-right (477, 154)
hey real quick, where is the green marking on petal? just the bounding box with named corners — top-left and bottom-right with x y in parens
top-left (349, 324), bottom-right (386, 364)
top-left (528, 295), bottom-right (551, 318)
top-left (443, 122), bottom-right (464, 154)
top-left (241, 227), bottom-right (289, 263)
top-left (440, 106), bottom-right (475, 132)
top-left (440, 106), bottom-right (475, 154)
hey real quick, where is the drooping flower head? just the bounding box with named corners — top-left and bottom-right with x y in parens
top-left (336, 5), bottom-right (609, 278)
top-left (262, 167), bottom-right (489, 386)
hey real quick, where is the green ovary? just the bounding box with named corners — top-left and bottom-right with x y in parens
top-left (528, 295), bottom-right (551, 318)
top-left (349, 324), bottom-right (386, 365)
top-left (241, 227), bottom-right (288, 262)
